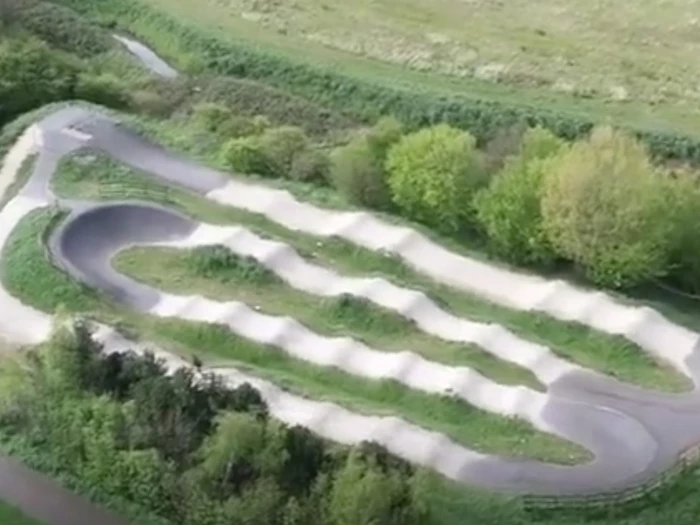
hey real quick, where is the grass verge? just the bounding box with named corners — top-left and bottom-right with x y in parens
top-left (51, 151), bottom-right (691, 392)
top-left (0, 208), bottom-right (589, 464)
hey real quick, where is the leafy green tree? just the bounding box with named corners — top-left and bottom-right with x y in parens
top-left (193, 102), bottom-right (233, 132)
top-left (254, 126), bottom-right (310, 175)
top-left (331, 116), bottom-right (403, 209)
top-left (0, 38), bottom-right (79, 125)
top-left (75, 73), bottom-right (131, 109)
top-left (386, 124), bottom-right (485, 232)
top-left (327, 451), bottom-right (425, 525)
top-left (220, 138), bottom-right (275, 176)
top-left (195, 412), bottom-right (288, 496)
top-left (475, 127), bottom-right (566, 265)
top-left (541, 126), bottom-right (673, 287)
top-left (660, 169), bottom-right (700, 293)
top-left (289, 147), bottom-right (331, 183)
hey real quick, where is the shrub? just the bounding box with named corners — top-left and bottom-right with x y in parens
top-left (330, 117), bottom-right (403, 210)
top-left (475, 127), bottom-right (565, 265)
top-left (541, 126), bottom-right (673, 288)
top-left (0, 38), bottom-right (80, 125)
top-left (254, 126), bottom-right (309, 175)
top-left (289, 148), bottom-right (331, 183)
top-left (130, 89), bottom-right (172, 117)
top-left (75, 73), bottom-right (131, 109)
top-left (662, 169), bottom-right (700, 293)
top-left (386, 124), bottom-right (485, 232)
top-left (220, 138), bottom-right (275, 176)
top-left (192, 102), bottom-right (232, 132)
top-left (218, 116), bottom-right (261, 139)
top-left (18, 1), bottom-right (112, 57)
top-left (481, 122), bottom-right (528, 175)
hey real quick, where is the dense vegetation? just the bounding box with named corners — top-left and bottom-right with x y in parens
top-left (0, 320), bottom-right (430, 525)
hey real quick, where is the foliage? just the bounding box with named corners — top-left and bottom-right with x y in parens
top-left (386, 124), bottom-right (485, 232)
top-left (481, 122), bottom-right (528, 175)
top-left (254, 126), bottom-right (310, 176)
top-left (0, 320), bottom-right (429, 525)
top-left (330, 116), bottom-right (403, 209)
top-left (192, 102), bottom-right (233, 133)
top-left (194, 76), bottom-right (356, 137)
top-left (541, 127), bottom-right (673, 287)
top-left (289, 147), bottom-right (331, 183)
top-left (17, 1), bottom-right (112, 57)
top-left (220, 137), bottom-right (275, 176)
top-left (75, 73), bottom-right (132, 109)
top-left (0, 0), bottom-right (21, 28)
top-left (475, 127), bottom-right (565, 265)
top-left (661, 170), bottom-right (700, 293)
top-left (0, 38), bottom-right (80, 125)
top-left (187, 246), bottom-right (276, 284)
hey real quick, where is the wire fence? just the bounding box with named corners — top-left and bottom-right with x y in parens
top-left (522, 444), bottom-right (700, 511)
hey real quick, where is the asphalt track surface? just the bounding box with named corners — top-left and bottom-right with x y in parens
top-left (1, 38), bottom-right (700, 525)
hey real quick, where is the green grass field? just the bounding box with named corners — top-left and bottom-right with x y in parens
top-left (131, 0), bottom-right (700, 139)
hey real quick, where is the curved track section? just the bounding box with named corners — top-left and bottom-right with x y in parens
top-left (74, 113), bottom-right (700, 383)
top-left (3, 105), bottom-right (700, 495)
top-left (52, 202), bottom-right (665, 493)
top-left (154, 223), bottom-right (579, 385)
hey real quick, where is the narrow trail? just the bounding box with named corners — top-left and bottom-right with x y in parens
top-left (0, 38), bottom-right (699, 511)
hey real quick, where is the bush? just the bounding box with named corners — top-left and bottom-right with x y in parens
top-left (289, 148), bottom-right (331, 183)
top-left (0, 38), bottom-right (80, 125)
top-left (0, 320), bottom-right (431, 525)
top-left (541, 126), bottom-right (673, 288)
top-left (75, 73), bottom-right (131, 109)
top-left (130, 88), bottom-right (172, 117)
top-left (254, 126), bottom-right (309, 175)
top-left (475, 127), bottom-right (565, 265)
top-left (662, 169), bottom-right (700, 293)
top-left (218, 116), bottom-right (261, 139)
top-left (386, 124), bottom-right (485, 232)
top-left (220, 138), bottom-right (275, 176)
top-left (330, 117), bottom-right (403, 210)
top-left (17, 1), bottom-right (112, 57)
top-left (192, 102), bottom-right (233, 132)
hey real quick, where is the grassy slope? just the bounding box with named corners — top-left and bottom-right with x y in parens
top-left (52, 150), bottom-right (690, 392)
top-left (121, 0), bottom-right (700, 139)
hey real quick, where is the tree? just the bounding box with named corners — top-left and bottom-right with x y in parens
top-left (326, 451), bottom-right (425, 525)
top-left (386, 124), bottom-right (485, 232)
top-left (0, 0), bottom-right (20, 29)
top-left (475, 127), bottom-right (566, 265)
top-left (0, 38), bottom-right (79, 125)
top-left (660, 168), bottom-right (700, 293)
top-left (254, 126), bottom-right (309, 175)
top-left (541, 126), bottom-right (673, 287)
top-left (330, 116), bottom-right (403, 210)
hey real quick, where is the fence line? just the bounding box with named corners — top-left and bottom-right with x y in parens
top-left (522, 444), bottom-right (700, 510)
